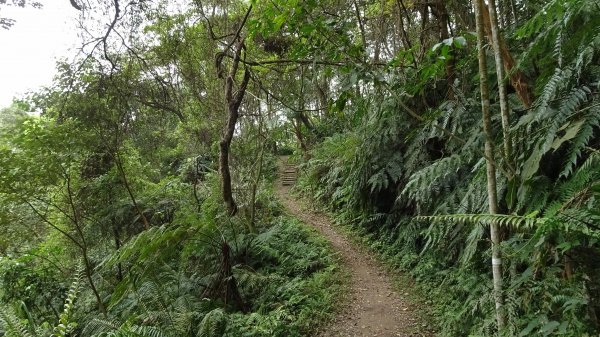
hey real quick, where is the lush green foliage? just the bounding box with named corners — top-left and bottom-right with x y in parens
top-left (0, 4), bottom-right (345, 332)
top-left (2, 0), bottom-right (600, 336)
top-left (293, 0), bottom-right (600, 336)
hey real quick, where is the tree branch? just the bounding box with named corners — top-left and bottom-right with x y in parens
top-left (103, 0), bottom-right (121, 70)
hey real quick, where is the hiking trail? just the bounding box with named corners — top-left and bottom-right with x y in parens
top-left (275, 158), bottom-right (435, 337)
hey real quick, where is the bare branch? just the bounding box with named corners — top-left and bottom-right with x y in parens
top-left (103, 0), bottom-right (121, 70)
top-left (70, 0), bottom-right (82, 11)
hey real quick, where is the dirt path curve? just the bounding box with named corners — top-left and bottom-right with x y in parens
top-left (275, 159), bottom-right (433, 337)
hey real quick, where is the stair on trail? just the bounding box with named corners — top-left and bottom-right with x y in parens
top-left (280, 161), bottom-right (298, 186)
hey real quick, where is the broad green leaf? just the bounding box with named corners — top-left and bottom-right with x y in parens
top-left (551, 119), bottom-right (584, 150)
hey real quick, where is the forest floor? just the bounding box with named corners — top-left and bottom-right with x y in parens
top-left (274, 158), bottom-right (435, 337)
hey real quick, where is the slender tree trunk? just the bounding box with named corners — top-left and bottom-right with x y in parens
top-left (418, 4), bottom-right (430, 61)
top-left (315, 78), bottom-right (329, 117)
top-left (507, 0), bottom-right (518, 25)
top-left (296, 67), bottom-right (316, 135)
top-left (115, 151), bottom-right (150, 229)
top-left (353, 0), bottom-right (367, 56)
top-left (83, 250), bottom-right (107, 316)
top-left (486, 0), bottom-right (514, 172)
top-left (480, 1), bottom-right (533, 108)
top-left (65, 174), bottom-right (107, 316)
top-left (220, 38), bottom-right (251, 215)
top-left (475, 0), bottom-right (505, 330)
top-left (249, 103), bottom-right (266, 232)
top-left (112, 225), bottom-right (123, 282)
top-left (250, 138), bottom-right (265, 232)
top-left (395, 0), bottom-right (417, 68)
top-left (296, 112), bottom-right (315, 134)
top-left (292, 118), bottom-right (310, 159)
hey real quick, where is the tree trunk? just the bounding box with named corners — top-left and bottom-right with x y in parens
top-left (481, 1), bottom-right (533, 108)
top-left (475, 0), bottom-right (505, 330)
top-left (315, 79), bottom-right (329, 118)
top-left (114, 151), bottom-right (150, 230)
top-left (112, 224), bottom-right (123, 282)
top-left (220, 241), bottom-right (246, 312)
top-left (486, 0), bottom-right (514, 172)
top-left (353, 0), bottom-right (367, 57)
top-left (65, 174), bottom-right (107, 317)
top-left (296, 111), bottom-right (315, 134)
top-left (418, 4), bottom-right (430, 61)
top-left (249, 139), bottom-right (265, 232)
top-left (220, 38), bottom-right (251, 216)
top-left (292, 118), bottom-right (310, 159)
top-left (249, 104), bottom-right (266, 233)
top-left (83, 250), bottom-right (107, 316)
top-left (395, 0), bottom-right (417, 68)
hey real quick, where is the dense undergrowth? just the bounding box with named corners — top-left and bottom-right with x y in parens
top-left (2, 0), bottom-right (600, 336)
top-left (296, 126), bottom-right (599, 336)
top-left (293, 1), bottom-right (600, 335)
top-left (0, 143), bottom-right (343, 337)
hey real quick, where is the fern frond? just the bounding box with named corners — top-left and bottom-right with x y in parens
top-left (104, 224), bottom-right (190, 269)
top-left (402, 152), bottom-right (475, 206)
top-left (0, 308), bottom-right (34, 337)
top-left (417, 213), bottom-right (540, 229)
top-left (560, 105), bottom-right (600, 178)
top-left (129, 325), bottom-right (170, 337)
top-left (197, 308), bottom-right (226, 337)
top-left (51, 269), bottom-right (82, 337)
top-left (460, 225), bottom-right (486, 265)
top-left (83, 318), bottom-right (121, 336)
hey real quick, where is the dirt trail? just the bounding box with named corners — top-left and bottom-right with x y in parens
top-left (275, 159), bottom-right (434, 337)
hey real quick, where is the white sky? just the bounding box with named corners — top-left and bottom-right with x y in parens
top-left (0, 1), bottom-right (79, 108)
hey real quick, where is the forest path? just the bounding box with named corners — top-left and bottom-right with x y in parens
top-left (274, 158), bottom-right (433, 337)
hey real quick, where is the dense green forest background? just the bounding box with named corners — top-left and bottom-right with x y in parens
top-left (1, 0), bottom-right (600, 336)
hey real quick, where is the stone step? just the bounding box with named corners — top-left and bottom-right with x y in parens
top-left (280, 160), bottom-right (297, 185)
